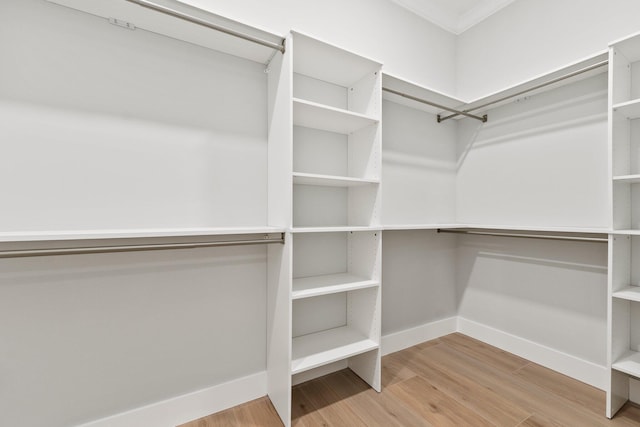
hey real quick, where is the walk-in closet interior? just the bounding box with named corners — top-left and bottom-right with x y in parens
top-left (4, 0), bottom-right (640, 426)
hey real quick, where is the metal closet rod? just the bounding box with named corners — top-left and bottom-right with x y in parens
top-left (0, 233), bottom-right (285, 258)
top-left (124, 0), bottom-right (286, 53)
top-left (382, 87), bottom-right (487, 123)
top-left (437, 59), bottom-right (609, 122)
top-left (437, 229), bottom-right (607, 243)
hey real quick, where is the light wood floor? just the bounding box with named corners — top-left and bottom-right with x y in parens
top-left (181, 333), bottom-right (640, 426)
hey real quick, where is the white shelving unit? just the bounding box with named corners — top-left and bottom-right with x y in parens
top-left (267, 31), bottom-right (382, 427)
top-left (609, 32), bottom-right (640, 418)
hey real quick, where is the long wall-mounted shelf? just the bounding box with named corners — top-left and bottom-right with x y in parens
top-left (292, 173), bottom-right (379, 187)
top-left (45, 0), bottom-right (284, 63)
top-left (382, 51), bottom-right (609, 123)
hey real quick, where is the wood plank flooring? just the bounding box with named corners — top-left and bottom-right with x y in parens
top-left (180, 333), bottom-right (640, 426)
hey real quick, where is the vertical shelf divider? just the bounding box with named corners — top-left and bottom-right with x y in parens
top-left (266, 33), bottom-right (294, 427)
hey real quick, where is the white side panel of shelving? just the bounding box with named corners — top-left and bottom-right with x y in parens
top-left (348, 231), bottom-right (381, 282)
top-left (347, 288), bottom-right (381, 390)
top-left (348, 68), bottom-right (381, 117)
top-left (267, 38), bottom-right (293, 228)
top-left (612, 113), bottom-right (631, 177)
top-left (609, 235), bottom-right (631, 417)
top-left (611, 48), bottom-right (631, 105)
top-left (613, 184), bottom-right (632, 230)
top-left (266, 240), bottom-right (292, 427)
top-left (266, 37), bottom-right (293, 427)
top-left (349, 124), bottom-right (381, 180)
top-left (631, 120), bottom-right (640, 175)
top-left (632, 185), bottom-right (640, 230)
top-left (348, 185), bottom-right (380, 227)
top-left (632, 62), bottom-right (640, 101)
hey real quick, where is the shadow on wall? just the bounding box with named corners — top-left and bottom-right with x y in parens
top-left (455, 74), bottom-right (607, 170)
top-left (455, 234), bottom-right (607, 314)
top-left (454, 73), bottom-right (609, 228)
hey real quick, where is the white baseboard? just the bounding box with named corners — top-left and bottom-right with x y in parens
top-left (76, 318), bottom-right (609, 426)
top-left (457, 317), bottom-right (607, 390)
top-left (381, 317), bottom-right (458, 356)
top-left (75, 371), bottom-right (267, 427)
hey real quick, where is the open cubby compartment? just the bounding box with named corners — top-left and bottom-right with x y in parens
top-left (291, 32), bottom-right (381, 118)
top-left (611, 35), bottom-right (640, 106)
top-left (291, 287), bottom-right (380, 379)
top-left (292, 182), bottom-right (380, 228)
top-left (293, 123), bottom-right (380, 180)
top-left (292, 231), bottom-right (381, 299)
top-left (612, 180), bottom-right (640, 231)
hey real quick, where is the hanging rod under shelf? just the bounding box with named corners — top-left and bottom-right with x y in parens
top-left (436, 229), bottom-right (607, 243)
top-left (437, 59), bottom-right (609, 122)
top-left (124, 0), bottom-right (286, 53)
top-left (0, 233), bottom-right (285, 258)
top-left (382, 87), bottom-right (488, 123)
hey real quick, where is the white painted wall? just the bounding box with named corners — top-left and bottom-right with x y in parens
top-left (382, 230), bottom-right (457, 335)
top-left (382, 100), bottom-right (457, 225)
top-left (181, 0), bottom-right (458, 96)
top-left (0, 0), bottom-right (267, 231)
top-left (0, 246), bottom-right (267, 427)
top-left (456, 74), bottom-right (609, 228)
top-left (456, 234), bottom-right (608, 366)
top-left (0, 1), bottom-right (269, 426)
top-left (457, 0), bottom-right (640, 100)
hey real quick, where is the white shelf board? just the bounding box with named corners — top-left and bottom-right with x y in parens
top-left (292, 31), bottom-right (381, 87)
top-left (613, 286), bottom-right (640, 302)
top-left (45, 0), bottom-right (284, 64)
top-left (291, 326), bottom-right (378, 375)
top-left (292, 273), bottom-right (379, 300)
top-left (293, 172), bottom-right (379, 187)
top-left (458, 224), bottom-right (610, 235)
top-left (290, 226), bottom-right (383, 234)
top-left (613, 99), bottom-right (640, 120)
top-left (462, 51), bottom-right (609, 114)
top-left (613, 174), bottom-right (640, 184)
top-left (382, 223), bottom-right (609, 234)
top-left (293, 98), bottom-right (378, 134)
top-left (382, 224), bottom-right (462, 231)
top-left (611, 230), bottom-right (640, 235)
top-left (0, 227), bottom-right (285, 243)
top-left (382, 72), bottom-right (464, 115)
top-left (613, 351), bottom-right (640, 377)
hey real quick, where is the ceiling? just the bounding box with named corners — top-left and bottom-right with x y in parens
top-left (391, 0), bottom-right (517, 34)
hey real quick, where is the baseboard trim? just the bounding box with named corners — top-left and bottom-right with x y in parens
top-left (381, 317), bottom-right (458, 356)
top-left (457, 317), bottom-right (607, 390)
top-left (75, 371), bottom-right (267, 427)
top-left (76, 318), bottom-right (609, 425)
